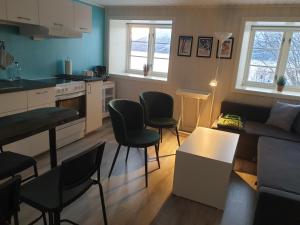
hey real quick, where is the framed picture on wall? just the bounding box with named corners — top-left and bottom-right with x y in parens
top-left (177, 36), bottom-right (193, 57)
top-left (216, 37), bottom-right (234, 59)
top-left (196, 36), bottom-right (213, 58)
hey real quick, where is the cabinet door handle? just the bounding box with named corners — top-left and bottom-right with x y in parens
top-left (53, 23), bottom-right (64, 27)
top-left (36, 90), bottom-right (48, 95)
top-left (17, 16), bottom-right (31, 21)
top-left (79, 27), bottom-right (87, 30)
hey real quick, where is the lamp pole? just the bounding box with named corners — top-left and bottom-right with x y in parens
top-left (209, 32), bottom-right (232, 126)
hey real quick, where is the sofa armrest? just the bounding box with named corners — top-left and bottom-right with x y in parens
top-left (254, 187), bottom-right (300, 225)
top-left (221, 101), bottom-right (271, 123)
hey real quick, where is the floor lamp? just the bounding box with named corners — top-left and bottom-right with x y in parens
top-left (209, 32), bottom-right (232, 126)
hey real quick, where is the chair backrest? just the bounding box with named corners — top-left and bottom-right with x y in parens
top-left (140, 91), bottom-right (174, 123)
top-left (108, 99), bottom-right (144, 144)
top-left (59, 142), bottom-right (105, 204)
top-left (0, 176), bottom-right (21, 224)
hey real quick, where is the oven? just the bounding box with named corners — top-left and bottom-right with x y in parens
top-left (55, 81), bottom-right (86, 148)
top-left (56, 91), bottom-right (86, 119)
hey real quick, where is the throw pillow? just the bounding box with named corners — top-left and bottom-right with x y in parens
top-left (217, 114), bottom-right (244, 130)
top-left (266, 102), bottom-right (300, 131)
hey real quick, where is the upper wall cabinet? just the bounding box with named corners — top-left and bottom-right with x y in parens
top-left (39, 0), bottom-right (74, 30)
top-left (0, 0), bottom-right (6, 20)
top-left (74, 2), bottom-right (92, 33)
top-left (6, 0), bottom-right (39, 25)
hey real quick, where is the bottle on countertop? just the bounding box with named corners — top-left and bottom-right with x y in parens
top-left (65, 57), bottom-right (72, 75)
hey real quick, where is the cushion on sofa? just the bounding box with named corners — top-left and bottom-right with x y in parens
top-left (245, 121), bottom-right (300, 143)
top-left (266, 102), bottom-right (300, 131)
top-left (257, 137), bottom-right (300, 195)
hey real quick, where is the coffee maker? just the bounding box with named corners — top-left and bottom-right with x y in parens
top-left (94, 66), bottom-right (109, 81)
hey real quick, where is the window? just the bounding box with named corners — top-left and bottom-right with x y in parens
top-left (127, 24), bottom-right (172, 77)
top-left (237, 21), bottom-right (300, 93)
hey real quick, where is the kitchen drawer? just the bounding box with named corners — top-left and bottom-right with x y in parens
top-left (0, 91), bottom-right (27, 114)
top-left (27, 87), bottom-right (55, 108)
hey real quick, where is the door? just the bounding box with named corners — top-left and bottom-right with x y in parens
top-left (74, 2), bottom-right (92, 33)
top-left (0, 0), bottom-right (6, 20)
top-left (6, 0), bottom-right (39, 25)
top-left (39, 0), bottom-right (74, 29)
top-left (86, 81), bottom-right (102, 133)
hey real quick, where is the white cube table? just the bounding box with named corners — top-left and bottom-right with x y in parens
top-left (173, 127), bottom-right (239, 210)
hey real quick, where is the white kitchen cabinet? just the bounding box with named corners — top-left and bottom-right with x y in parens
top-left (86, 81), bottom-right (102, 134)
top-left (6, 0), bottom-right (39, 25)
top-left (102, 81), bottom-right (115, 118)
top-left (27, 87), bottom-right (55, 109)
top-left (39, 0), bottom-right (74, 30)
top-left (0, 0), bottom-right (6, 20)
top-left (2, 88), bottom-right (55, 157)
top-left (0, 91), bottom-right (27, 115)
top-left (74, 2), bottom-right (92, 33)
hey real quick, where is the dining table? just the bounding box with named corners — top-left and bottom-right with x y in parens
top-left (0, 107), bottom-right (78, 168)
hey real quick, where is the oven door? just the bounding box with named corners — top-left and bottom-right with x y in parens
top-left (55, 91), bottom-right (86, 119)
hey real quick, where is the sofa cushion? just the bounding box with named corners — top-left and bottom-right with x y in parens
top-left (257, 137), bottom-right (300, 195)
top-left (245, 121), bottom-right (300, 143)
top-left (292, 113), bottom-right (300, 135)
top-left (266, 102), bottom-right (300, 131)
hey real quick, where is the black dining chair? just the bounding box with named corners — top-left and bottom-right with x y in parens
top-left (0, 175), bottom-right (21, 225)
top-left (108, 99), bottom-right (160, 187)
top-left (139, 91), bottom-right (180, 146)
top-left (0, 147), bottom-right (38, 182)
top-left (20, 142), bottom-right (108, 225)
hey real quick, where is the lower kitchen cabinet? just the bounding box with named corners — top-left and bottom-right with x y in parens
top-left (85, 81), bottom-right (102, 134)
top-left (1, 88), bottom-right (55, 156)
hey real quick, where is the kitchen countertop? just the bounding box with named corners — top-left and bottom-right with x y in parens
top-left (0, 79), bottom-right (56, 94)
top-left (56, 74), bottom-right (105, 82)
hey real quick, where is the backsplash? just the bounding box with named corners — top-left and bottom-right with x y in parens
top-left (0, 5), bottom-right (105, 79)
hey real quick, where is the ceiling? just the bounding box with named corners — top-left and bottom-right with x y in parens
top-left (84, 0), bottom-right (300, 7)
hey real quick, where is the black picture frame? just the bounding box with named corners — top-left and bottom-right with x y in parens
top-left (177, 35), bottom-right (193, 57)
top-left (216, 37), bottom-right (234, 59)
top-left (196, 36), bottom-right (213, 58)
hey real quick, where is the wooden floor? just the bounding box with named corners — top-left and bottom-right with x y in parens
top-left (19, 119), bottom-right (257, 225)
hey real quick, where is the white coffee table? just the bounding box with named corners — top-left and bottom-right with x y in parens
top-left (172, 127), bottom-right (239, 210)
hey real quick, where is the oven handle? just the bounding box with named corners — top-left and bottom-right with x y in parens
top-left (55, 91), bottom-right (86, 101)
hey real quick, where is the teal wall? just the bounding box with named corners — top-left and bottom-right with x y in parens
top-left (0, 5), bottom-right (105, 79)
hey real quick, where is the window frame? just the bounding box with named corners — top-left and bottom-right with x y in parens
top-left (242, 25), bottom-right (300, 91)
top-left (126, 23), bottom-right (172, 78)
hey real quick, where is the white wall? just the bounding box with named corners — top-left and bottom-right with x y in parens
top-left (106, 5), bottom-right (300, 131)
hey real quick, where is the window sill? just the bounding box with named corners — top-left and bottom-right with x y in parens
top-left (109, 73), bottom-right (168, 83)
top-left (235, 85), bottom-right (300, 101)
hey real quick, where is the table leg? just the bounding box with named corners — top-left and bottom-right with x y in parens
top-left (49, 128), bottom-right (57, 169)
top-left (196, 100), bottom-right (202, 128)
top-left (177, 96), bottom-right (184, 130)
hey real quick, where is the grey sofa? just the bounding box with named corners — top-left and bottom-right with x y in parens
top-left (214, 101), bottom-right (300, 225)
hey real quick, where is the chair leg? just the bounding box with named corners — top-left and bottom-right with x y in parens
top-left (160, 128), bottom-right (163, 143)
top-left (98, 183), bottom-right (108, 225)
top-left (155, 144), bottom-right (160, 169)
top-left (144, 147), bottom-right (148, 187)
top-left (13, 212), bottom-right (19, 225)
top-left (48, 213), bottom-right (54, 225)
top-left (175, 127), bottom-right (181, 146)
top-left (125, 146), bottom-right (130, 163)
top-left (108, 144), bottom-right (121, 178)
top-left (53, 212), bottom-right (60, 225)
top-left (33, 163), bottom-right (38, 177)
top-left (42, 212), bottom-right (48, 225)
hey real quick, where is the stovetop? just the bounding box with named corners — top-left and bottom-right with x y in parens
top-left (41, 77), bottom-right (76, 85)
